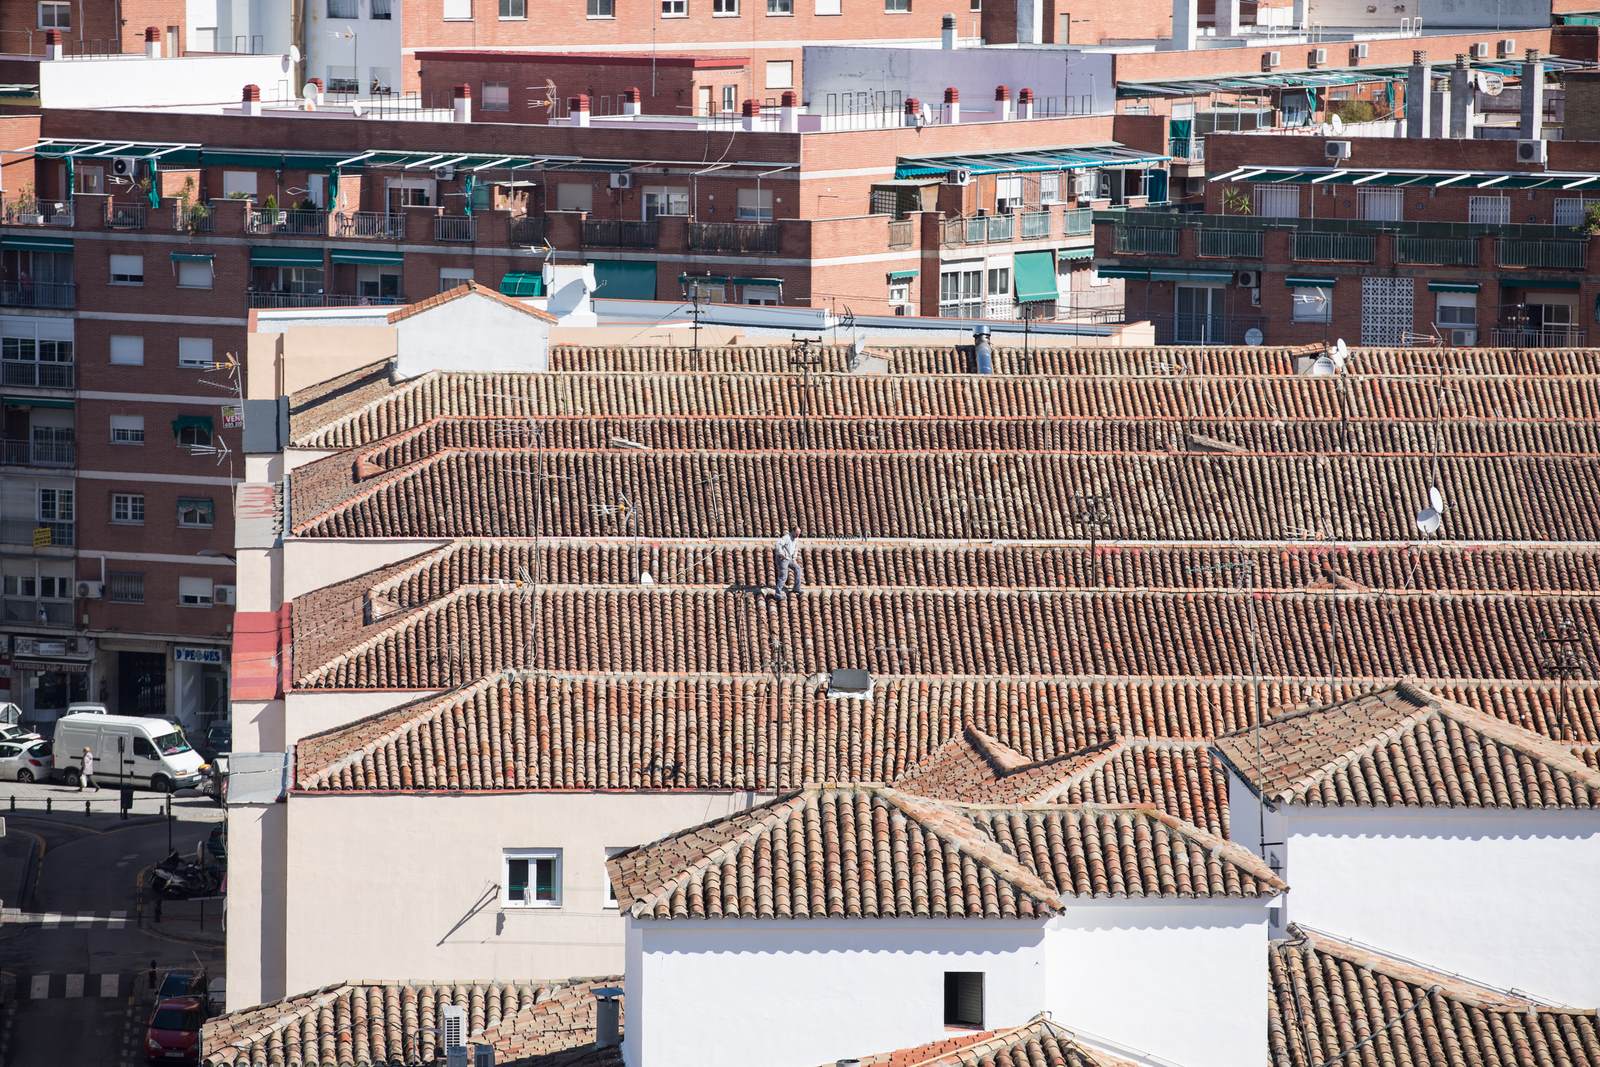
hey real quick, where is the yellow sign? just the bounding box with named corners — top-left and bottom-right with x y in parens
top-left (32, 527), bottom-right (51, 547)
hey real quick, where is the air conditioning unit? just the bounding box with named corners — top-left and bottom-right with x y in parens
top-left (214, 584), bottom-right (237, 606)
top-left (1516, 138), bottom-right (1548, 164)
top-left (1449, 329), bottom-right (1476, 346)
top-left (608, 172), bottom-right (633, 190)
top-left (1325, 139), bottom-right (1353, 160)
top-left (437, 165), bottom-right (456, 180)
top-left (945, 168), bottom-right (974, 186)
top-left (440, 1005), bottom-right (467, 1054)
top-left (1073, 171), bottom-right (1096, 196)
top-left (1234, 271), bottom-right (1257, 289)
top-left (1497, 37), bottom-right (1516, 57)
top-left (110, 156), bottom-right (139, 179)
top-left (1470, 41), bottom-right (1489, 59)
top-left (1262, 50), bottom-right (1281, 70)
top-left (75, 580), bottom-right (103, 600)
top-left (1309, 47), bottom-right (1328, 67)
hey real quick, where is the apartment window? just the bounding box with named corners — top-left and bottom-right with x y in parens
top-left (176, 497), bottom-right (215, 528)
top-left (38, 1), bottom-right (71, 28)
top-left (995, 176), bottom-right (1023, 214)
top-left (1040, 173), bottom-right (1062, 204)
top-left (1435, 292), bottom-right (1476, 344)
top-left (1554, 197), bottom-right (1600, 227)
top-left (1252, 185), bottom-right (1299, 218)
top-left (662, 0), bottom-right (687, 13)
top-left (443, 0), bottom-right (472, 17)
top-left (109, 335), bottom-right (145, 366)
top-left (174, 417), bottom-right (214, 449)
top-left (111, 493), bottom-right (145, 525)
top-left (1358, 188), bottom-right (1403, 222)
top-left (888, 278), bottom-right (911, 306)
top-left (222, 171), bottom-right (257, 200)
top-left (178, 337), bottom-right (214, 369)
top-left (503, 848), bottom-right (561, 907)
top-left (1291, 285), bottom-right (1332, 324)
top-left (1468, 195), bottom-right (1510, 225)
top-left (944, 972), bottom-right (984, 1029)
top-left (477, 81), bottom-right (511, 112)
top-left (642, 187), bottom-right (690, 220)
top-left (109, 254), bottom-right (144, 286)
top-left (987, 266), bottom-right (1010, 298)
top-left (603, 847), bottom-right (627, 908)
top-left (940, 265), bottom-right (982, 317)
top-left (38, 488), bottom-right (73, 523)
top-left (175, 259), bottom-right (213, 289)
top-left (713, 0), bottom-right (738, 14)
top-left (107, 571), bottom-right (144, 604)
top-left (327, 0), bottom-right (359, 16)
top-left (439, 267), bottom-right (474, 292)
top-left (768, 0), bottom-right (793, 13)
top-left (765, 60), bottom-right (794, 89)
top-left (499, 0), bottom-right (526, 16)
top-left (588, 0), bottom-right (615, 16)
top-left (326, 66), bottom-right (359, 94)
top-left (369, 67), bottom-right (394, 94)
top-left (370, 0), bottom-right (393, 17)
top-left (885, 0), bottom-right (910, 11)
top-left (716, 85), bottom-right (734, 113)
top-left (556, 184), bottom-right (593, 213)
top-left (178, 576), bottom-right (214, 607)
top-left (110, 415), bottom-right (145, 445)
top-left (736, 188), bottom-right (774, 221)
top-left (815, 0), bottom-right (840, 11)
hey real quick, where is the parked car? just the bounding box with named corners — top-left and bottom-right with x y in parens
top-left (54, 714), bottom-right (207, 793)
top-left (0, 739), bottom-right (52, 782)
top-left (66, 702), bottom-right (110, 715)
top-left (198, 722), bottom-right (230, 763)
top-left (155, 971), bottom-right (204, 1001)
top-left (144, 996), bottom-right (203, 1064)
top-left (0, 724), bottom-right (42, 745)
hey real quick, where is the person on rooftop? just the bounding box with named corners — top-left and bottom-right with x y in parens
top-left (774, 528), bottom-right (803, 601)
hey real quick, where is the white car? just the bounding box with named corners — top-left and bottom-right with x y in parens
top-left (0, 738), bottom-right (54, 783)
top-left (0, 724), bottom-right (41, 745)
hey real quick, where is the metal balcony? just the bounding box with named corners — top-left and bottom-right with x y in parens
top-left (1489, 325), bottom-right (1587, 347)
top-left (1, 439), bottom-right (75, 467)
top-left (104, 202), bottom-right (148, 230)
top-left (336, 212), bottom-right (405, 240)
top-left (1396, 236), bottom-right (1479, 266)
top-left (247, 291), bottom-right (403, 309)
top-left (435, 216), bottom-right (476, 243)
top-left (507, 216), bottom-right (547, 247)
top-left (248, 209), bottom-right (330, 236)
top-left (2, 599), bottom-right (72, 625)
top-left (1113, 225), bottom-right (1180, 255)
top-left (1061, 209), bottom-right (1093, 236)
top-left (1020, 211), bottom-right (1051, 239)
top-left (1197, 229), bottom-right (1262, 259)
top-left (582, 219), bottom-right (658, 248)
top-left (688, 222), bottom-right (781, 254)
top-left (0, 520), bottom-right (73, 547)
top-left (0, 281), bottom-right (75, 309)
top-left (1293, 231), bottom-right (1374, 263)
top-left (1, 360), bottom-right (75, 388)
top-left (1497, 238), bottom-right (1586, 270)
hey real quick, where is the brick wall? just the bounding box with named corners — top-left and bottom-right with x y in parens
top-left (0, 0), bottom-right (186, 55)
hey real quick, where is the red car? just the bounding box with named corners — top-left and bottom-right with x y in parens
top-left (145, 996), bottom-right (204, 1064)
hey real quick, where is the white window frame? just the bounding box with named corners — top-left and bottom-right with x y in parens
top-left (736, 187), bottom-right (774, 221)
top-left (765, 60), bottom-right (794, 89)
top-left (175, 259), bottom-right (213, 289)
top-left (642, 187), bottom-right (690, 221)
top-left (603, 846), bottom-right (627, 908)
top-left (888, 280), bottom-right (911, 306)
top-left (994, 176), bottom-right (1023, 214)
top-left (502, 848), bottom-right (562, 908)
top-left (815, 0), bottom-right (840, 13)
top-left (1357, 187), bottom-right (1404, 222)
top-left (588, 0), bottom-right (615, 16)
top-left (176, 496), bottom-right (215, 529)
top-left (885, 0), bottom-right (910, 12)
top-left (37, 487), bottom-right (73, 523)
top-left (1291, 285), bottom-right (1332, 324)
top-left (109, 335), bottom-right (144, 367)
top-left (1040, 173), bottom-right (1062, 204)
top-left (178, 337), bottom-right (214, 369)
top-left (109, 415), bottom-right (145, 445)
top-left (38, 1), bottom-right (71, 29)
top-left (109, 254), bottom-right (144, 286)
top-left (439, 267), bottom-right (474, 292)
top-left (713, 0), bottom-right (738, 15)
top-left (767, 0), bottom-right (793, 13)
top-left (499, 0), bottom-right (526, 17)
top-left (482, 81), bottom-right (510, 111)
top-left (1252, 185), bottom-right (1300, 219)
top-left (111, 493), bottom-right (145, 525)
top-left (178, 576), bottom-right (214, 607)
top-left (443, 0), bottom-right (473, 17)
top-left (663, 0), bottom-right (688, 12)
top-left (721, 85), bottom-right (737, 113)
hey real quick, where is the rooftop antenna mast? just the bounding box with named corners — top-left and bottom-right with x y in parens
top-left (789, 336), bottom-right (824, 452)
top-left (1538, 618), bottom-right (1586, 743)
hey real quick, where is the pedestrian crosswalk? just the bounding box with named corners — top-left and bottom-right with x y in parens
top-left (15, 971), bottom-right (135, 999)
top-left (0, 909), bottom-right (128, 928)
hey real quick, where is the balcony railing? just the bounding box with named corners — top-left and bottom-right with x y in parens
top-left (1396, 236), bottom-right (1479, 266)
top-left (1, 520), bottom-right (73, 547)
top-left (1167, 137), bottom-right (1205, 162)
top-left (1489, 325), bottom-right (1588, 347)
top-left (942, 214), bottom-right (1019, 246)
top-left (1113, 225), bottom-right (1180, 255)
top-left (1061, 208), bottom-right (1093, 236)
top-left (1150, 312), bottom-right (1269, 346)
top-left (582, 219), bottom-right (658, 248)
top-left (104, 202), bottom-right (148, 230)
top-left (688, 222), bottom-right (781, 254)
top-left (436, 216), bottom-right (476, 242)
top-left (2, 438), bottom-right (75, 467)
top-left (1, 360), bottom-right (75, 388)
top-left (1197, 228), bottom-right (1262, 259)
top-left (508, 216), bottom-right (547, 247)
top-left (1497, 238), bottom-right (1587, 270)
top-left (1293, 231), bottom-right (1374, 263)
top-left (336, 211), bottom-right (405, 240)
top-left (248, 209), bottom-right (330, 236)
top-left (247, 291), bottom-right (404, 309)
top-left (2, 201), bottom-right (73, 227)
top-left (888, 220), bottom-right (914, 249)
top-left (1020, 211), bottom-right (1051, 239)
top-left (0, 281), bottom-right (75, 309)
top-left (177, 203), bottom-right (216, 233)
top-left (2, 599), bottom-right (72, 626)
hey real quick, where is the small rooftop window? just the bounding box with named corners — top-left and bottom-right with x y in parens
top-left (827, 669), bottom-right (873, 700)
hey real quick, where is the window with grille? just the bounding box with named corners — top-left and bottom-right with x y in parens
top-left (1553, 198), bottom-right (1600, 227)
top-left (1358, 188), bottom-right (1403, 222)
top-left (1468, 195), bottom-right (1509, 225)
top-left (108, 572), bottom-right (144, 604)
top-left (1252, 185), bottom-right (1300, 218)
top-left (503, 849), bottom-right (562, 907)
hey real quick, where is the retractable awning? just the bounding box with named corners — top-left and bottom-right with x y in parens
top-left (500, 272), bottom-right (545, 297)
top-left (2, 235), bottom-right (72, 253)
top-left (1428, 281), bottom-right (1480, 293)
top-left (1096, 267), bottom-right (1148, 279)
top-left (594, 260), bottom-right (657, 300)
top-left (250, 247), bottom-right (325, 267)
top-left (2, 395), bottom-right (73, 409)
top-left (895, 143), bottom-right (1167, 180)
top-left (1212, 165), bottom-right (1600, 191)
top-left (170, 252), bottom-right (214, 262)
top-left (171, 415), bottom-right (213, 435)
top-left (1057, 247), bottom-right (1094, 261)
top-left (330, 249), bottom-right (404, 265)
top-left (1119, 54), bottom-right (1593, 98)
top-left (1013, 251), bottom-right (1058, 302)
top-left (1285, 275), bottom-right (1338, 287)
top-left (1500, 277), bottom-right (1581, 290)
top-left (886, 270), bottom-right (918, 281)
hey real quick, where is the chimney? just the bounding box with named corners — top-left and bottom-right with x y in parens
top-left (308, 77), bottom-right (325, 105)
top-left (453, 83), bottom-right (472, 123)
top-left (1172, 0), bottom-right (1197, 50)
top-left (1018, 87), bottom-right (1035, 119)
top-left (779, 89), bottom-right (799, 132)
top-left (621, 86), bottom-right (642, 116)
top-left (995, 84), bottom-right (1012, 121)
top-left (594, 988), bottom-right (623, 1049)
top-left (741, 97), bottom-right (759, 131)
top-left (144, 26), bottom-right (161, 59)
top-left (941, 14), bottom-right (958, 49)
top-left (972, 325), bottom-right (993, 374)
top-left (43, 29), bottom-right (63, 61)
top-left (941, 86), bottom-right (960, 125)
top-left (1448, 54), bottom-right (1473, 138)
top-left (1215, 0), bottom-right (1240, 36)
top-left (570, 94), bottom-right (591, 127)
top-left (1520, 47), bottom-right (1544, 141)
top-left (241, 84), bottom-right (262, 117)
top-left (904, 97), bottom-right (921, 126)
top-left (1404, 51), bottom-right (1430, 138)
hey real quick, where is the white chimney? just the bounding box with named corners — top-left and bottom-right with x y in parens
top-left (595, 988), bottom-right (623, 1049)
top-left (1018, 87), bottom-right (1035, 119)
top-left (621, 86), bottom-right (642, 116)
top-left (570, 94), bottom-right (591, 127)
top-left (941, 14), bottom-right (958, 49)
top-left (1215, 0), bottom-right (1240, 36)
top-left (779, 90), bottom-right (799, 132)
top-left (904, 97), bottom-right (921, 127)
top-left (453, 83), bottom-right (472, 123)
top-left (995, 84), bottom-right (1012, 121)
top-left (1172, 0), bottom-right (1197, 50)
top-left (144, 26), bottom-right (161, 59)
top-left (741, 98), bottom-right (759, 131)
top-left (241, 84), bottom-right (262, 117)
top-left (941, 86), bottom-right (960, 125)
top-left (1404, 51), bottom-right (1431, 138)
top-left (43, 30), bottom-right (64, 61)
top-left (1520, 48), bottom-right (1544, 141)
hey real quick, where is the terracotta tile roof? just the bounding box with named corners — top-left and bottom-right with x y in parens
top-left (850, 1014), bottom-right (1136, 1067)
top-left (1214, 681), bottom-right (1600, 809)
top-left (1269, 926), bottom-right (1600, 1067)
top-left (287, 366), bottom-right (1600, 450)
top-left (291, 582), bottom-right (1600, 689)
top-left (891, 727), bottom-right (1117, 805)
top-left (386, 280), bottom-right (557, 324)
top-left (606, 785), bottom-right (1282, 919)
top-left (288, 445), bottom-right (1600, 542)
top-left (201, 976), bottom-right (618, 1067)
top-left (292, 673), bottom-right (1600, 794)
top-left (287, 360), bottom-right (396, 444)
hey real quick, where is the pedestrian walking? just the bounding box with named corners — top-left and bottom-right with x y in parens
top-left (774, 528), bottom-right (803, 601)
top-left (79, 746), bottom-right (97, 791)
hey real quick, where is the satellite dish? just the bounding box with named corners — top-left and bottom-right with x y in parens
top-left (1244, 327), bottom-right (1264, 346)
top-left (1309, 354), bottom-right (1338, 376)
top-left (349, 99), bottom-right (365, 117)
top-left (639, 571), bottom-right (655, 586)
top-left (918, 102), bottom-right (933, 126)
top-left (1331, 337), bottom-right (1348, 369)
top-left (288, 44), bottom-right (301, 64)
top-left (1330, 113), bottom-right (1345, 134)
top-left (302, 82), bottom-right (319, 102)
top-left (1416, 506), bottom-right (1443, 536)
top-left (1427, 485), bottom-right (1445, 513)
top-left (1477, 71), bottom-right (1504, 97)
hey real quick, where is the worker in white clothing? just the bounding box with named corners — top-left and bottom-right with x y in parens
top-left (774, 529), bottom-right (803, 601)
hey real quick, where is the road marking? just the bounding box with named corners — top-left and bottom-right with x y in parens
top-left (101, 973), bottom-right (120, 997)
top-left (29, 974), bottom-right (48, 998)
top-left (111, 910), bottom-right (127, 920)
top-left (40, 913), bottom-right (61, 926)
top-left (64, 973), bottom-right (84, 998)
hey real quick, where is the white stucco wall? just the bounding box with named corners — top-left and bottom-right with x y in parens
top-left (1045, 901), bottom-right (1270, 1067)
top-left (1283, 806), bottom-right (1600, 1006)
top-left (226, 803), bottom-right (288, 1010)
top-left (284, 688), bottom-right (438, 747)
top-left (38, 53), bottom-right (294, 109)
top-left (281, 792), bottom-right (758, 996)
top-left (394, 297), bottom-right (549, 380)
top-left (624, 917), bottom-right (1050, 1067)
top-left (281, 539), bottom-right (447, 600)
top-left (801, 46), bottom-right (1117, 117)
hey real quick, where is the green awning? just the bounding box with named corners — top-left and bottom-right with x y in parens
top-left (170, 252), bottom-right (214, 262)
top-left (681, 274), bottom-right (730, 285)
top-left (2, 395), bottom-right (73, 410)
top-left (887, 270), bottom-right (918, 281)
top-left (250, 247), bottom-right (324, 267)
top-left (1095, 266), bottom-right (1148, 279)
top-left (1013, 251), bottom-right (1057, 302)
top-left (593, 260), bottom-right (657, 300)
top-left (1427, 282), bottom-right (1479, 293)
top-left (2, 235), bottom-right (72, 253)
top-left (1501, 278), bottom-right (1581, 291)
top-left (171, 414), bottom-right (213, 435)
top-left (1285, 275), bottom-right (1338, 287)
top-left (1149, 269), bottom-right (1232, 283)
top-left (330, 249), bottom-right (404, 266)
top-left (1057, 247), bottom-right (1093, 261)
top-left (500, 272), bottom-right (545, 297)
top-left (730, 276), bottom-right (782, 288)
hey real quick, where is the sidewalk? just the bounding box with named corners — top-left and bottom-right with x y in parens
top-left (139, 895), bottom-right (225, 949)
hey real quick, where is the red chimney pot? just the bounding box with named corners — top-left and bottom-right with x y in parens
top-left (242, 84), bottom-right (261, 102)
top-left (144, 26), bottom-right (160, 41)
top-left (995, 84), bottom-right (1010, 100)
top-left (943, 86), bottom-right (959, 103)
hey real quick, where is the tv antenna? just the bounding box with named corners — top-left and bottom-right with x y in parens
top-left (1538, 618), bottom-right (1587, 743)
top-left (789, 337), bottom-right (825, 452)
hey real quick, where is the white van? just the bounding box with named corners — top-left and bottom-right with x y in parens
top-left (53, 714), bottom-right (208, 792)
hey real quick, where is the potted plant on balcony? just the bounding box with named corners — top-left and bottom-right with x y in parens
top-left (1222, 186), bottom-right (1252, 216)
top-left (177, 177), bottom-right (210, 233)
top-left (1574, 203), bottom-right (1600, 237)
top-left (7, 185), bottom-right (42, 225)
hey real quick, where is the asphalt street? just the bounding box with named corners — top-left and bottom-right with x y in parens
top-left (0, 779), bottom-right (225, 1067)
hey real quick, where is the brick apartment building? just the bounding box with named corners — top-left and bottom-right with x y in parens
top-left (1, 0), bottom-right (190, 57)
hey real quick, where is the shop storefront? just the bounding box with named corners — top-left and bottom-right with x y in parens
top-left (174, 644), bottom-right (229, 734)
top-left (7, 634), bottom-right (95, 727)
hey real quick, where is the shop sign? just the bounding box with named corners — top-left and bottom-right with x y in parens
top-left (222, 405), bottom-right (244, 429)
top-left (174, 646), bottom-right (226, 664)
top-left (14, 636), bottom-right (71, 658)
top-left (15, 659), bottom-right (89, 674)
